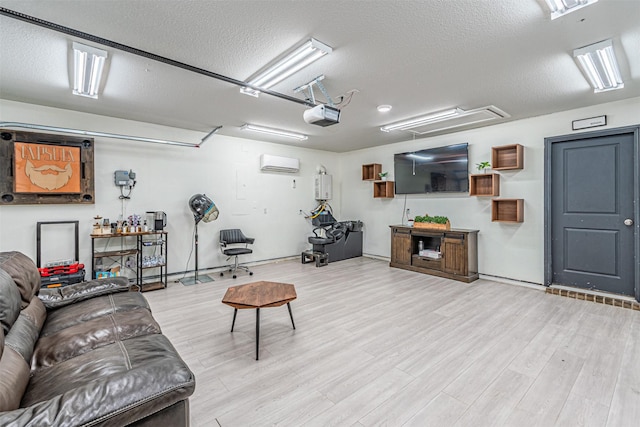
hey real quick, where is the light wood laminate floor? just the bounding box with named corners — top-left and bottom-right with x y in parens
top-left (144, 257), bottom-right (640, 426)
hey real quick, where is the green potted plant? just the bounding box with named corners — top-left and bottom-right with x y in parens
top-left (413, 214), bottom-right (451, 230)
top-left (476, 161), bottom-right (491, 173)
top-left (378, 171), bottom-right (389, 181)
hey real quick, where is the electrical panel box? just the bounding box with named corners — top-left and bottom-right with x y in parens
top-left (114, 170), bottom-right (136, 187)
top-left (315, 174), bottom-right (332, 200)
top-left (114, 170), bottom-right (131, 186)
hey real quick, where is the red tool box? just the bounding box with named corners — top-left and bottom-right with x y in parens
top-left (37, 221), bottom-right (86, 288)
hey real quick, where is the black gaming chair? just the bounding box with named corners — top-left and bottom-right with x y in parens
top-left (219, 229), bottom-right (254, 278)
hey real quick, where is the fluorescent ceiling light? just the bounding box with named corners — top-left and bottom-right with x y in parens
top-left (544, 0), bottom-right (598, 20)
top-left (380, 106), bottom-right (510, 135)
top-left (377, 105), bottom-right (392, 113)
top-left (380, 108), bottom-right (463, 132)
top-left (240, 124), bottom-right (308, 141)
top-left (241, 38), bottom-right (332, 97)
top-left (72, 42), bottom-right (108, 98)
top-left (573, 39), bottom-right (624, 93)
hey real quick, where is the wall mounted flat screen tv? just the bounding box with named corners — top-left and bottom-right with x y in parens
top-left (394, 143), bottom-right (469, 194)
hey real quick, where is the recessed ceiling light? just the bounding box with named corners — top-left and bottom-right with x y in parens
top-left (573, 39), bottom-right (624, 93)
top-left (379, 106), bottom-right (510, 134)
top-left (380, 108), bottom-right (462, 132)
top-left (240, 38), bottom-right (332, 97)
top-left (544, 0), bottom-right (598, 20)
top-left (72, 42), bottom-right (108, 98)
top-left (377, 105), bottom-right (392, 113)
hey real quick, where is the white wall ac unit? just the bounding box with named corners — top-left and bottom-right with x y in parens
top-left (260, 154), bottom-right (300, 173)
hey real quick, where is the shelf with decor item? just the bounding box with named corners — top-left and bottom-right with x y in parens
top-left (492, 144), bottom-right (524, 170)
top-left (362, 163), bottom-right (382, 180)
top-left (91, 231), bottom-right (168, 291)
top-left (469, 173), bottom-right (500, 196)
top-left (137, 231), bottom-right (168, 292)
top-left (492, 199), bottom-right (524, 222)
top-left (373, 180), bottom-right (394, 198)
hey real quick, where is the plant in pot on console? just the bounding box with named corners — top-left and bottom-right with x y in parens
top-left (413, 214), bottom-right (451, 230)
top-left (378, 171), bottom-right (389, 181)
top-left (476, 161), bottom-right (491, 173)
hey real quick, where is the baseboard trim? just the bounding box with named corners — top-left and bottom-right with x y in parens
top-left (169, 255), bottom-right (298, 282)
top-left (478, 274), bottom-right (545, 290)
top-left (362, 253), bottom-right (390, 262)
top-left (546, 286), bottom-right (640, 310)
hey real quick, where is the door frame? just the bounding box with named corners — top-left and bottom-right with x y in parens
top-left (544, 125), bottom-right (640, 301)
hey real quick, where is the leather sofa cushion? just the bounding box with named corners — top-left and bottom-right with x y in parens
top-left (3, 297), bottom-right (46, 363)
top-left (41, 291), bottom-right (151, 338)
top-left (38, 277), bottom-right (130, 310)
top-left (4, 334), bottom-right (196, 426)
top-left (0, 297), bottom-right (44, 413)
top-left (33, 308), bottom-right (161, 370)
top-left (0, 252), bottom-right (41, 309)
top-left (0, 268), bottom-right (21, 334)
top-left (0, 345), bottom-right (30, 412)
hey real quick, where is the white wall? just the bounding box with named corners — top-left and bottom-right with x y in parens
top-left (0, 100), bottom-right (341, 278)
top-left (339, 97), bottom-right (640, 284)
top-left (2, 97), bottom-right (639, 285)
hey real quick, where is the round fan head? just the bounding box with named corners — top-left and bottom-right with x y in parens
top-left (189, 194), bottom-right (219, 224)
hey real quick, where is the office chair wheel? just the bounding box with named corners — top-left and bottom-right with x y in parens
top-left (249, 272), bottom-right (253, 276)
top-left (220, 272), bottom-right (224, 277)
top-left (232, 275), bottom-right (237, 279)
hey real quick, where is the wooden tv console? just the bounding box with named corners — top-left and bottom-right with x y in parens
top-left (389, 225), bottom-right (479, 282)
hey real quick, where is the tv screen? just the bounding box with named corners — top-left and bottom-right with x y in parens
top-left (394, 143), bottom-right (469, 194)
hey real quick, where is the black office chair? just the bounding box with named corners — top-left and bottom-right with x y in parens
top-left (219, 229), bottom-right (254, 278)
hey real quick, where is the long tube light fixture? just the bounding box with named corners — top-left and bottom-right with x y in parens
top-left (240, 124), bottom-right (308, 141)
top-left (241, 38), bottom-right (332, 97)
top-left (72, 42), bottom-right (108, 98)
top-left (573, 39), bottom-right (624, 93)
top-left (0, 122), bottom-right (221, 148)
top-left (380, 108), bottom-right (463, 132)
top-left (544, 0), bottom-right (598, 20)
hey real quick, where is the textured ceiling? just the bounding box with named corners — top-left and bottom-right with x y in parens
top-left (0, 0), bottom-right (639, 152)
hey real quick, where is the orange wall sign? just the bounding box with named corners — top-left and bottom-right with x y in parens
top-left (14, 142), bottom-right (81, 194)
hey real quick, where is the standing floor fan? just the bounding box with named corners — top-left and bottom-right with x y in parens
top-left (181, 193), bottom-right (219, 285)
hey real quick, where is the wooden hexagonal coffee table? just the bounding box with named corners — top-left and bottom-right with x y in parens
top-left (221, 281), bottom-right (297, 360)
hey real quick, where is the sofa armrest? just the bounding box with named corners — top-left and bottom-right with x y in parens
top-left (38, 277), bottom-right (130, 310)
top-left (0, 334), bottom-right (195, 427)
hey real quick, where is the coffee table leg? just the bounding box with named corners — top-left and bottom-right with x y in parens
top-left (231, 308), bottom-right (238, 332)
top-left (256, 308), bottom-right (260, 360)
top-left (287, 302), bottom-right (296, 330)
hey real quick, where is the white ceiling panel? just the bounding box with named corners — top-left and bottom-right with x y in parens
top-left (0, 0), bottom-right (638, 152)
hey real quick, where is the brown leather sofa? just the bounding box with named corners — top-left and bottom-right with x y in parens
top-left (0, 251), bottom-right (195, 426)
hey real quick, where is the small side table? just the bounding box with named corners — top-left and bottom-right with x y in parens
top-left (221, 281), bottom-right (297, 360)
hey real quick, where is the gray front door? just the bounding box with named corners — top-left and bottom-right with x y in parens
top-left (546, 127), bottom-right (638, 298)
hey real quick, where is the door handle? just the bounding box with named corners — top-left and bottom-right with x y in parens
top-left (624, 218), bottom-right (634, 226)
